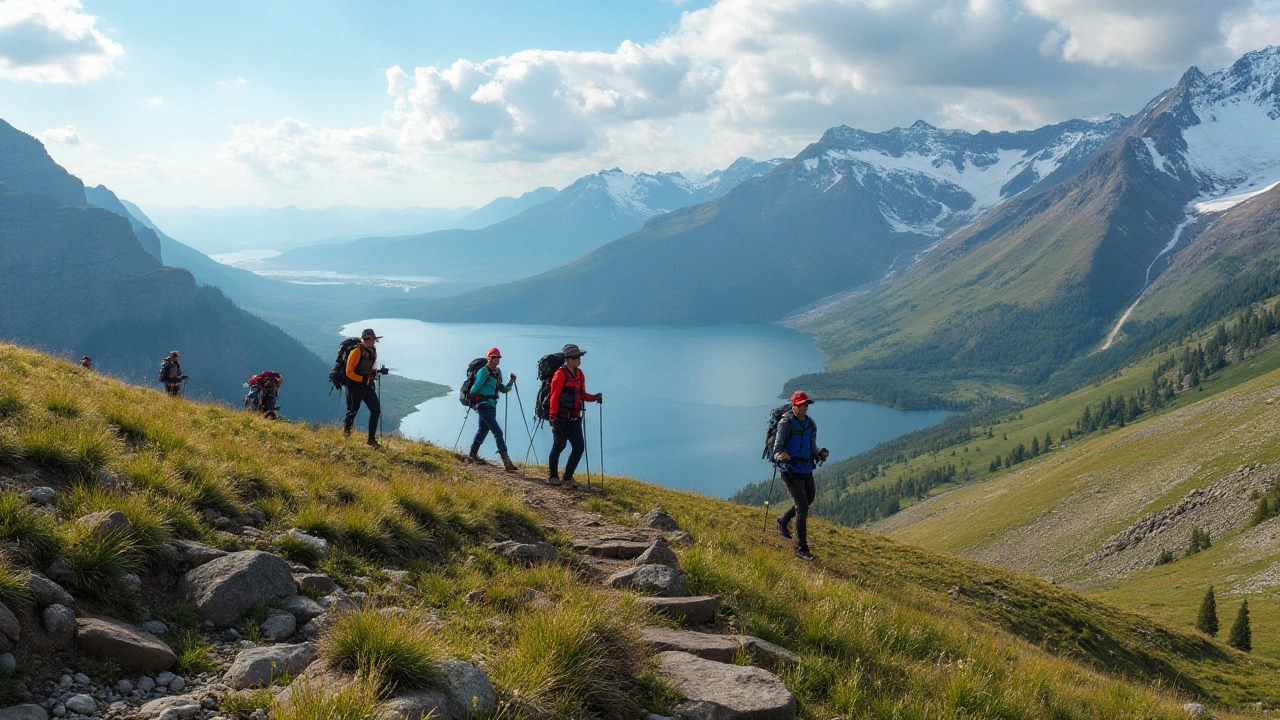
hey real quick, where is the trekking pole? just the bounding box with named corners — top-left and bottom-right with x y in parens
top-left (452, 406), bottom-right (472, 453)
top-left (582, 416), bottom-right (591, 488)
top-left (376, 374), bottom-right (384, 440)
top-left (512, 382), bottom-right (534, 447)
top-left (522, 418), bottom-right (542, 469)
top-left (762, 464), bottom-right (778, 532)
top-left (598, 402), bottom-right (605, 489)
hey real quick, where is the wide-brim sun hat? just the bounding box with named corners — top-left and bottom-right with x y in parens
top-left (360, 328), bottom-right (382, 340)
top-left (562, 343), bottom-right (586, 358)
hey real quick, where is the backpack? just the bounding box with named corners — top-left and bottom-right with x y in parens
top-left (533, 353), bottom-right (566, 421)
top-left (158, 359), bottom-right (177, 384)
top-left (762, 404), bottom-right (793, 461)
top-left (458, 358), bottom-right (489, 407)
top-left (328, 338), bottom-right (362, 391)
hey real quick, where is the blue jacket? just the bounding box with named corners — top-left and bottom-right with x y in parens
top-left (772, 411), bottom-right (818, 473)
top-left (471, 365), bottom-right (512, 407)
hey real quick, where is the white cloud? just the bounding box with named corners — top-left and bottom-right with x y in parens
top-left (218, 76), bottom-right (247, 89)
top-left (39, 124), bottom-right (79, 144)
top-left (147, 96), bottom-right (163, 106)
top-left (0, 0), bottom-right (123, 82)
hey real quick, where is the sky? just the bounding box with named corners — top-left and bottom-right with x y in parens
top-left (2, 0), bottom-right (1279, 209)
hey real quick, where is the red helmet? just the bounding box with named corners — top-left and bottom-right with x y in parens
top-left (487, 347), bottom-right (501, 358)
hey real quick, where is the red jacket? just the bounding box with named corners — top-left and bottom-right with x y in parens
top-left (548, 367), bottom-right (597, 420)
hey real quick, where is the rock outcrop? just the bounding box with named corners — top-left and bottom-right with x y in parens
top-left (177, 551), bottom-right (297, 626)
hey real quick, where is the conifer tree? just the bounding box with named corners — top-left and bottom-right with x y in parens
top-left (1196, 586), bottom-right (1218, 637)
top-left (1228, 600), bottom-right (1252, 652)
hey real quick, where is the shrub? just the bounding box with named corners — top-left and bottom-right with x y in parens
top-left (321, 608), bottom-right (441, 692)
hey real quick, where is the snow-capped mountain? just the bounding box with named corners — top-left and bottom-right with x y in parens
top-left (562, 157), bottom-right (785, 222)
top-left (794, 116), bottom-right (1126, 235)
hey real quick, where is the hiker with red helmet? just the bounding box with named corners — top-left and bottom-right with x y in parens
top-left (547, 343), bottom-right (601, 485)
top-left (468, 347), bottom-right (518, 472)
top-left (159, 351), bottom-right (188, 397)
top-left (772, 391), bottom-right (829, 561)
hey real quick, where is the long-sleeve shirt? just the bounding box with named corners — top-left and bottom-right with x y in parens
top-left (548, 367), bottom-right (597, 420)
top-left (345, 345), bottom-right (376, 383)
top-left (471, 365), bottom-right (513, 407)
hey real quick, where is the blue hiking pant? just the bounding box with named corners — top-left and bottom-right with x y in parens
top-left (471, 403), bottom-right (508, 454)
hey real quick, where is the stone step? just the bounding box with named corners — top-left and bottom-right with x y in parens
top-left (636, 595), bottom-right (720, 625)
top-left (573, 539), bottom-right (650, 559)
top-left (641, 627), bottom-right (800, 669)
top-left (657, 651), bottom-right (796, 720)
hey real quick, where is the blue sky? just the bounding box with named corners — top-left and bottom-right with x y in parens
top-left (2, 0), bottom-right (1278, 209)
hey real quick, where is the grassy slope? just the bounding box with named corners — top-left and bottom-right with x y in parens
top-left (4, 342), bottom-right (1280, 715)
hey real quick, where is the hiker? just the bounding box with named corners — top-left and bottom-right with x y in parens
top-left (547, 343), bottom-right (601, 485)
top-left (245, 371), bottom-right (283, 419)
top-left (80, 356), bottom-right (93, 370)
top-left (343, 328), bottom-right (389, 448)
top-left (159, 351), bottom-right (187, 396)
top-left (467, 348), bottom-right (518, 471)
top-left (773, 391), bottom-right (829, 561)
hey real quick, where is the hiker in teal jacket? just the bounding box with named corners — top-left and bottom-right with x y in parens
top-left (469, 347), bottom-right (518, 472)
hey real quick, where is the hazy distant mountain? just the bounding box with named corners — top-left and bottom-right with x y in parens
top-left (454, 186), bottom-right (558, 230)
top-left (264, 158), bottom-right (784, 284)
top-left (403, 115), bottom-right (1124, 326)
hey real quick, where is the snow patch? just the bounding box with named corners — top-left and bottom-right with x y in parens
top-left (1141, 137), bottom-right (1172, 175)
top-left (1193, 180), bottom-right (1280, 213)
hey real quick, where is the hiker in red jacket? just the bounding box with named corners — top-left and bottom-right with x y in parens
top-left (547, 343), bottom-right (601, 485)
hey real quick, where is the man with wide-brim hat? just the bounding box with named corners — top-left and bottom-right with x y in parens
top-left (772, 390), bottom-right (829, 561)
top-left (343, 328), bottom-right (387, 448)
top-left (547, 343), bottom-right (601, 485)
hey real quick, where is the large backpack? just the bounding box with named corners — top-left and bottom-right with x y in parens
top-left (158, 359), bottom-right (176, 384)
top-left (458, 358), bottom-right (489, 407)
top-left (328, 338), bottom-right (362, 391)
top-left (762, 404), bottom-right (793, 461)
top-left (533, 353), bottom-right (566, 421)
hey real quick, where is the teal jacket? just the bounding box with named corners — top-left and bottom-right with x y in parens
top-left (472, 366), bottom-right (513, 407)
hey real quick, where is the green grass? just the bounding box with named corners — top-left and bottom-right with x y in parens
top-left (169, 627), bottom-right (215, 675)
top-left (0, 491), bottom-right (64, 563)
top-left (321, 608), bottom-right (442, 692)
top-left (0, 556), bottom-right (32, 610)
top-left (271, 669), bottom-right (383, 720)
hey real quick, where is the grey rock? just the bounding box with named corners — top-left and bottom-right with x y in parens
top-left (115, 679), bottom-right (134, 693)
top-left (0, 704), bottom-right (48, 720)
top-left (77, 510), bottom-right (131, 539)
top-left (155, 671), bottom-right (176, 686)
top-left (0, 653), bottom-right (14, 673)
top-left (607, 564), bottom-right (686, 597)
top-left (43, 604), bottom-right (76, 645)
top-left (138, 696), bottom-right (201, 719)
top-left (42, 559), bottom-right (73, 587)
top-left (293, 573), bottom-right (336, 596)
top-left (1183, 704), bottom-right (1208, 717)
top-left (657, 651), bottom-right (795, 720)
top-left (317, 590), bottom-right (366, 612)
top-left (62, 695), bottom-right (95, 715)
top-left (19, 487), bottom-right (55, 505)
top-left (640, 508), bottom-right (681, 532)
top-left (72, 672), bottom-right (90, 685)
top-left (94, 469), bottom-right (125, 489)
top-left (296, 614), bottom-right (331, 642)
top-left (649, 715), bottom-right (671, 720)
top-left (26, 574), bottom-right (73, 608)
top-left (165, 541), bottom-right (227, 568)
top-left (223, 643), bottom-right (316, 689)
top-left (665, 531), bottom-right (695, 545)
top-left (140, 620), bottom-right (168, 636)
top-left (279, 594), bottom-right (325, 622)
top-left (740, 637), bottom-right (800, 669)
top-left (213, 517), bottom-right (242, 535)
top-left (74, 617), bottom-right (176, 672)
top-left (636, 595), bottom-right (720, 625)
top-left (121, 572), bottom-right (142, 595)
top-left (260, 610), bottom-right (297, 641)
top-left (373, 659), bottom-right (497, 720)
top-left (0, 602), bottom-right (19, 643)
top-left (50, 705), bottom-right (63, 718)
top-left (177, 551), bottom-right (297, 627)
top-left (285, 529), bottom-right (329, 555)
top-left (490, 541), bottom-right (558, 562)
top-left (641, 628), bottom-right (799, 669)
top-left (573, 539), bottom-right (649, 559)
top-left (137, 676), bottom-right (156, 692)
top-left (168, 675), bottom-right (185, 692)
top-left (635, 538), bottom-right (679, 568)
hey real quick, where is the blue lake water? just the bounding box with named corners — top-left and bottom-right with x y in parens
top-left (341, 320), bottom-right (951, 497)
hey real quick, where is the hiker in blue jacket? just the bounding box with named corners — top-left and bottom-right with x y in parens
top-left (469, 347), bottom-right (518, 472)
top-left (773, 391), bottom-right (829, 560)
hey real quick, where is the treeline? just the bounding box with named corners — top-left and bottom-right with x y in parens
top-left (818, 464), bottom-right (959, 526)
top-left (988, 430), bottom-right (1056, 471)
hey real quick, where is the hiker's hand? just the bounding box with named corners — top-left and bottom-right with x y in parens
top-left (776, 451), bottom-right (791, 461)
top-left (509, 374), bottom-right (517, 383)
top-left (378, 366), bottom-right (390, 375)
top-left (819, 448), bottom-right (829, 460)
top-left (180, 375), bottom-right (189, 381)
top-left (595, 393), bottom-right (603, 404)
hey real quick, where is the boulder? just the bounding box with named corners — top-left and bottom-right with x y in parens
top-left (177, 551), bottom-right (297, 626)
top-left (285, 528), bottom-right (330, 555)
top-left (297, 614), bottom-right (332, 642)
top-left (665, 531), bottom-right (695, 545)
top-left (223, 643), bottom-right (316, 689)
top-left (42, 559), bottom-right (73, 586)
top-left (260, 609), bottom-right (297, 641)
top-left (18, 487), bottom-right (55, 505)
top-left (77, 510), bottom-right (131, 539)
top-left (25, 574), bottom-right (73, 608)
top-left (41, 604), bottom-right (76, 645)
top-left (63, 695), bottom-right (96, 715)
top-left (0, 602), bottom-right (18, 644)
top-left (140, 620), bottom-right (168, 636)
top-left (490, 541), bottom-right (558, 562)
top-left (640, 509), bottom-right (681, 532)
top-left (381, 660), bottom-right (497, 720)
top-left (657, 651), bottom-right (795, 720)
top-left (607, 564), bottom-right (686, 597)
top-left (574, 539), bottom-right (649, 559)
top-left (740, 636), bottom-right (800, 669)
top-left (636, 596), bottom-right (720, 625)
top-left (137, 696), bottom-right (202, 719)
top-left (75, 617), bottom-right (176, 672)
top-left (0, 704), bottom-right (48, 720)
top-left (166, 540), bottom-right (227, 568)
top-left (635, 538), bottom-right (679, 568)
top-left (280, 594), bottom-right (325, 622)
top-left (294, 573), bottom-right (337, 596)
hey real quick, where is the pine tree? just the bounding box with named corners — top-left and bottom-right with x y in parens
top-left (1196, 586), bottom-right (1218, 637)
top-left (1228, 600), bottom-right (1252, 652)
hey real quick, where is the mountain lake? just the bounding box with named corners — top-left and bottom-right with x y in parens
top-left (341, 319), bottom-right (952, 497)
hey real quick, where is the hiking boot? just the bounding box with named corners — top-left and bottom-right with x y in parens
top-left (367, 438), bottom-right (382, 450)
top-left (467, 442), bottom-right (487, 464)
top-left (500, 451), bottom-right (518, 473)
top-left (795, 547), bottom-right (815, 562)
top-left (776, 516), bottom-right (793, 540)
top-left (547, 475), bottom-right (561, 485)
top-left (342, 422), bottom-right (353, 438)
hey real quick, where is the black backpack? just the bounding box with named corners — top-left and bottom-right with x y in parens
top-left (158, 359), bottom-right (177, 384)
top-left (533, 353), bottom-right (566, 421)
top-left (328, 338), bottom-right (362, 391)
top-left (762, 404), bottom-right (793, 461)
top-left (459, 358), bottom-right (489, 407)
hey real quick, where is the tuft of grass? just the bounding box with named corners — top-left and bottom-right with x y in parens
top-left (277, 533), bottom-right (323, 565)
top-left (18, 421), bottom-right (118, 478)
top-left (169, 627), bottom-right (215, 675)
top-left (0, 388), bottom-right (24, 420)
top-left (62, 528), bottom-right (140, 595)
top-left (321, 608), bottom-right (442, 692)
top-left (220, 688), bottom-right (276, 714)
top-left (0, 556), bottom-right (32, 610)
top-left (63, 485), bottom-right (173, 553)
top-left (0, 491), bottom-right (64, 563)
top-left (44, 391), bottom-right (80, 419)
top-left (271, 668), bottom-right (384, 720)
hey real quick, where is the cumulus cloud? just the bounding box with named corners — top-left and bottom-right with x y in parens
top-left (0, 0), bottom-right (123, 82)
top-left (147, 96), bottom-right (163, 106)
top-left (39, 124), bottom-right (79, 144)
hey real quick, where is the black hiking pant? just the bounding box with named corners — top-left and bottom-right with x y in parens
top-left (344, 381), bottom-right (381, 442)
top-left (780, 471), bottom-right (815, 551)
top-left (549, 417), bottom-right (584, 480)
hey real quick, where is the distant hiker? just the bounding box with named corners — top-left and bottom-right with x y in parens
top-left (80, 356), bottom-right (93, 370)
top-left (466, 348), bottom-right (518, 471)
top-left (159, 351), bottom-right (187, 397)
top-left (547, 343), bottom-right (601, 485)
top-left (343, 328), bottom-right (389, 448)
top-left (773, 391), bottom-right (829, 561)
top-left (245, 370), bottom-right (283, 419)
